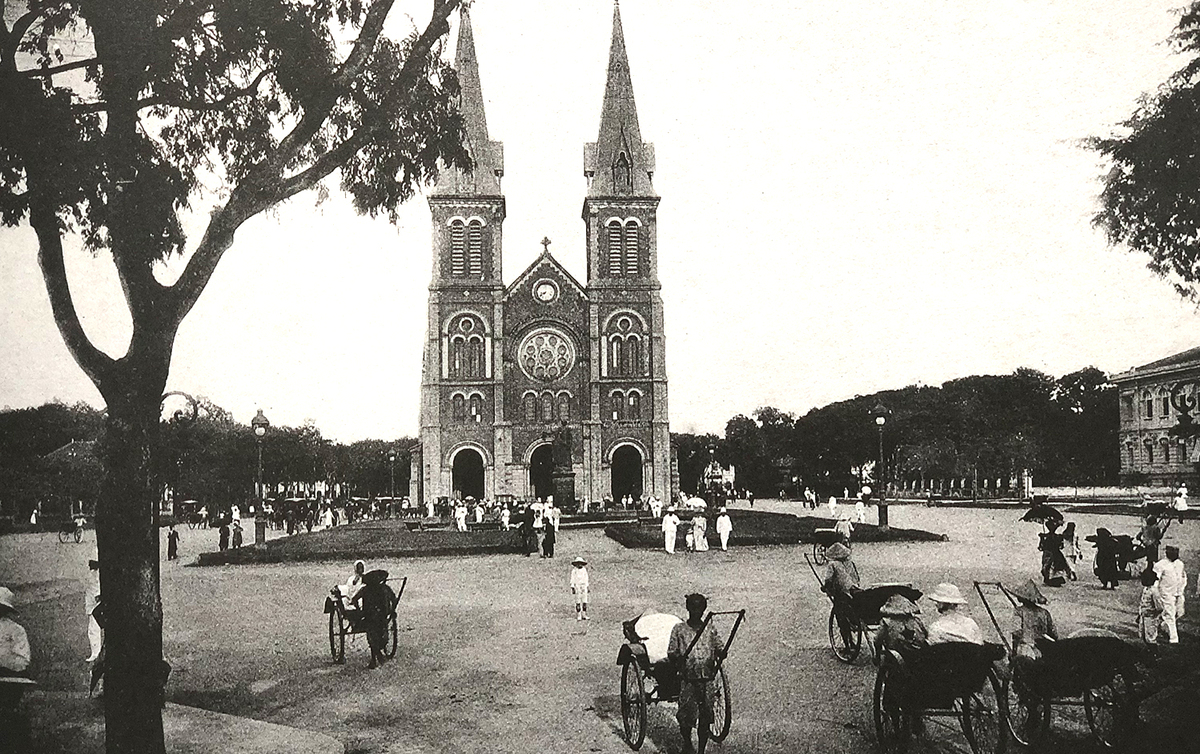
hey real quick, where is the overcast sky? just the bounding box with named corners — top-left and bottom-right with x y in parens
top-left (2, 0), bottom-right (1200, 441)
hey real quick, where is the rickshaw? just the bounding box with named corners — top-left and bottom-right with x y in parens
top-left (973, 582), bottom-right (1141, 750)
top-left (616, 609), bottom-right (746, 750)
top-left (56, 517), bottom-right (83, 543)
top-left (805, 553), bottom-right (922, 663)
top-left (811, 527), bottom-right (842, 565)
top-left (324, 574), bottom-right (406, 664)
top-left (873, 640), bottom-right (1008, 754)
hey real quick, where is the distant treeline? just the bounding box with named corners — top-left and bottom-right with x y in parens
top-left (672, 367), bottom-right (1118, 498)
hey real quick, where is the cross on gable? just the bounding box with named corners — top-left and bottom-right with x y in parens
top-left (541, 237), bottom-right (552, 254)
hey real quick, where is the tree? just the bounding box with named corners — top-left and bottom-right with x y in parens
top-left (1092, 3), bottom-right (1200, 299)
top-left (1, 1), bottom-right (469, 750)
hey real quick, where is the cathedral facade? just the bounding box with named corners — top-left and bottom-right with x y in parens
top-left (410, 5), bottom-right (672, 507)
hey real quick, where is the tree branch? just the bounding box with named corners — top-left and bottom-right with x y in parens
top-left (74, 67), bottom-right (275, 114)
top-left (19, 56), bottom-right (102, 78)
top-left (31, 201), bottom-right (115, 385)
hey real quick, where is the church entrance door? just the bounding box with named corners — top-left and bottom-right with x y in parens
top-left (529, 444), bottom-right (554, 501)
top-left (611, 445), bottom-right (643, 502)
top-left (452, 448), bottom-right (485, 500)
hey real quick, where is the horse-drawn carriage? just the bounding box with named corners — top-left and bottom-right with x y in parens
top-left (974, 582), bottom-right (1141, 750)
top-left (324, 574), bottom-right (407, 664)
top-left (616, 609), bottom-right (745, 750)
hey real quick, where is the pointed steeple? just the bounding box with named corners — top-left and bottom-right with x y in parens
top-left (433, 6), bottom-right (503, 196)
top-left (585, 1), bottom-right (655, 197)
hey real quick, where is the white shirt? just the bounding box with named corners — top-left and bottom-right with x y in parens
top-left (570, 567), bottom-right (589, 590)
top-left (1155, 558), bottom-right (1188, 597)
top-left (927, 610), bottom-right (984, 645)
top-left (0, 616), bottom-right (30, 674)
top-left (661, 514), bottom-right (679, 533)
top-left (716, 514), bottom-right (733, 535)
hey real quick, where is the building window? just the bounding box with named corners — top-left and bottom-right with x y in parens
top-left (607, 220), bottom-right (623, 276)
top-left (605, 313), bottom-right (646, 377)
top-left (1127, 444), bottom-right (1135, 465)
top-left (1164, 441), bottom-right (1171, 464)
top-left (557, 393), bottom-right (570, 422)
top-left (629, 392), bottom-right (642, 420)
top-left (1146, 443), bottom-right (1155, 465)
top-left (1162, 394), bottom-right (1171, 418)
top-left (624, 222), bottom-right (639, 276)
top-left (1121, 395), bottom-right (1133, 421)
top-left (448, 315), bottom-right (487, 379)
top-left (449, 220), bottom-right (466, 276)
top-left (467, 220), bottom-right (484, 276)
top-left (452, 394), bottom-right (466, 422)
top-left (611, 391), bottom-right (625, 421)
top-left (613, 150), bottom-right (632, 192)
top-left (541, 394), bottom-right (554, 423)
top-left (1144, 396), bottom-right (1154, 420)
top-left (523, 393), bottom-right (537, 423)
top-left (469, 394), bottom-right (483, 422)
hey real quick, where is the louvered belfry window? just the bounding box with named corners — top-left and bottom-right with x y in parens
top-left (450, 220), bottom-right (466, 276)
top-left (607, 221), bottom-right (623, 276)
top-left (467, 221), bottom-right (484, 276)
top-left (623, 221), bottom-right (639, 276)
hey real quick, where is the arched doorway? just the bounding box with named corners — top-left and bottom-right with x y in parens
top-left (529, 444), bottom-right (554, 501)
top-left (611, 444), bottom-right (644, 501)
top-left (452, 448), bottom-right (485, 500)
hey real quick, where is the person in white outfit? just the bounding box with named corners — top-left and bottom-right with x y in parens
top-left (1154, 546), bottom-right (1188, 643)
top-left (570, 557), bottom-right (590, 620)
top-left (84, 559), bottom-right (102, 663)
top-left (828, 496), bottom-right (838, 518)
top-left (715, 508), bottom-right (733, 551)
top-left (855, 498), bottom-right (866, 524)
top-left (500, 505), bottom-right (511, 530)
top-left (454, 503), bottom-right (468, 532)
top-left (661, 508), bottom-right (680, 554)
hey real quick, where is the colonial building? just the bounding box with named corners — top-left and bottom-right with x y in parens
top-left (1112, 346), bottom-right (1200, 487)
top-left (410, 5), bottom-right (672, 506)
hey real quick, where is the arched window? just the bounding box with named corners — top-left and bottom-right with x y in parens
top-left (452, 394), bottom-right (466, 422)
top-left (611, 391), bottom-right (625, 421)
top-left (464, 335), bottom-right (484, 378)
top-left (623, 221), bottom-right (639, 276)
top-left (1161, 392), bottom-right (1172, 419)
top-left (1163, 439), bottom-right (1171, 464)
top-left (449, 220), bottom-right (467, 276)
top-left (610, 336), bottom-right (624, 375)
top-left (541, 394), bottom-right (554, 423)
top-left (1127, 444), bottom-right (1135, 465)
top-left (625, 335), bottom-right (642, 376)
top-left (1146, 442), bottom-right (1155, 465)
top-left (557, 393), bottom-right (570, 422)
top-left (523, 392), bottom-right (537, 423)
top-left (467, 220), bottom-right (484, 276)
top-left (447, 315), bottom-right (487, 379)
top-left (628, 392), bottom-right (642, 420)
top-left (450, 336), bottom-right (465, 378)
top-left (469, 394), bottom-right (483, 422)
top-left (1143, 393), bottom-right (1154, 420)
top-left (607, 220), bottom-right (623, 276)
top-left (613, 151), bottom-right (632, 193)
top-left (604, 314), bottom-right (646, 377)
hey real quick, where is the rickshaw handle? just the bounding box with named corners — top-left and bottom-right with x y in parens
top-left (803, 554), bottom-right (829, 596)
top-left (972, 581), bottom-right (1014, 655)
top-left (680, 609), bottom-right (746, 667)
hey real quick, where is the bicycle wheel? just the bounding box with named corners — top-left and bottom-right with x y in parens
top-left (828, 605), bottom-right (862, 663)
top-left (58, 529), bottom-right (71, 544)
top-left (873, 657), bottom-right (909, 754)
top-left (620, 661), bottom-right (647, 750)
top-left (1085, 666), bottom-right (1135, 749)
top-left (384, 612), bottom-right (399, 659)
top-left (1003, 667), bottom-right (1049, 748)
top-left (961, 668), bottom-right (1006, 754)
top-left (708, 665), bottom-right (732, 742)
top-left (74, 527), bottom-right (83, 543)
top-left (328, 610), bottom-right (345, 663)
top-left (812, 542), bottom-right (828, 566)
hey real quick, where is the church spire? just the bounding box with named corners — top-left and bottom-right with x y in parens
top-left (585, 1), bottom-right (655, 197)
top-left (433, 5), bottom-right (503, 196)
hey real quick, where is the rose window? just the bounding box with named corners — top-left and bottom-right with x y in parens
top-left (518, 328), bottom-right (575, 382)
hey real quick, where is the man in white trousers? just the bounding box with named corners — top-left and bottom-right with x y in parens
top-left (662, 507), bottom-right (680, 554)
top-left (1154, 546), bottom-right (1188, 644)
top-left (715, 508), bottom-right (733, 551)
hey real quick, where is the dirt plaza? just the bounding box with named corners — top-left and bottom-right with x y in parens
top-left (4, 502), bottom-right (1199, 754)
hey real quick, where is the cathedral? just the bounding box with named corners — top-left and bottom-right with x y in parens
top-left (410, 4), bottom-right (674, 507)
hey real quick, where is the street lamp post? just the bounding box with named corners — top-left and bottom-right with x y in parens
top-left (872, 402), bottom-right (890, 531)
top-left (389, 451), bottom-right (397, 500)
top-left (251, 409), bottom-right (270, 544)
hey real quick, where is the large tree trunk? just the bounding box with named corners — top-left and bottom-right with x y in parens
top-left (96, 379), bottom-right (168, 754)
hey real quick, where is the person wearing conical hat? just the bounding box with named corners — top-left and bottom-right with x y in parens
top-left (1010, 579), bottom-right (1057, 667)
top-left (925, 583), bottom-right (983, 645)
top-left (874, 594), bottom-right (927, 660)
top-left (822, 543), bottom-right (861, 647)
top-left (570, 557), bottom-right (590, 621)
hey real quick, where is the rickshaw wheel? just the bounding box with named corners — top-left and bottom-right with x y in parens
top-left (812, 542), bottom-right (828, 566)
top-left (708, 666), bottom-right (732, 742)
top-left (1085, 667), bottom-right (1135, 749)
top-left (384, 612), bottom-right (399, 659)
top-left (828, 605), bottom-right (862, 663)
top-left (57, 529), bottom-right (71, 544)
top-left (873, 656), bottom-right (909, 754)
top-left (620, 661), bottom-right (647, 750)
top-left (1003, 668), bottom-right (1048, 748)
top-left (961, 668), bottom-right (1007, 754)
top-left (328, 610), bottom-right (345, 664)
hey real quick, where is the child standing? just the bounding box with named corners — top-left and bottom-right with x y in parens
top-left (1138, 568), bottom-right (1163, 647)
top-left (570, 557), bottom-right (589, 621)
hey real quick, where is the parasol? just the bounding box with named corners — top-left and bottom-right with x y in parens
top-left (1020, 504), bottom-right (1063, 524)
